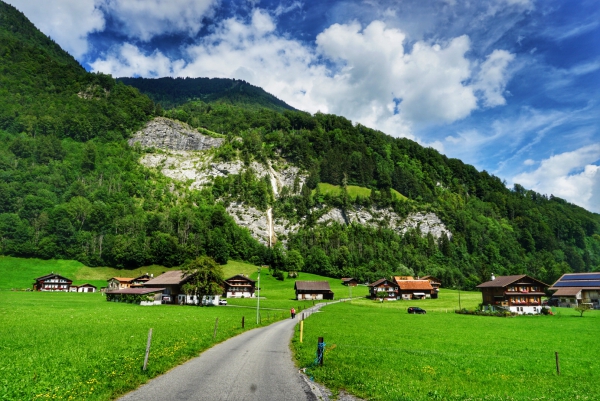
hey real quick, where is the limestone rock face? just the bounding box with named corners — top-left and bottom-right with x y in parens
top-left (129, 117), bottom-right (224, 151)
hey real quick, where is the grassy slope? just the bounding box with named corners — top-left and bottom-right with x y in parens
top-left (315, 183), bottom-right (407, 201)
top-left (292, 301), bottom-right (600, 401)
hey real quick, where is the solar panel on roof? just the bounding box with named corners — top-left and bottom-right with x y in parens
top-left (562, 273), bottom-right (600, 281)
top-left (554, 280), bottom-right (600, 287)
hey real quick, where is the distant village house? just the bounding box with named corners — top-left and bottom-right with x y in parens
top-left (549, 273), bottom-right (600, 308)
top-left (223, 274), bottom-right (256, 298)
top-left (33, 273), bottom-right (72, 292)
top-left (295, 281), bottom-right (334, 300)
top-left (476, 274), bottom-right (548, 314)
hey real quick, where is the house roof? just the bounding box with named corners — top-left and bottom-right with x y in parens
top-left (108, 277), bottom-right (135, 283)
top-left (34, 273), bottom-right (72, 282)
top-left (106, 288), bottom-right (165, 295)
top-left (225, 274), bottom-right (256, 284)
top-left (476, 275), bottom-right (548, 288)
top-left (550, 272), bottom-right (600, 290)
top-left (144, 270), bottom-right (190, 286)
top-left (342, 277), bottom-right (357, 282)
top-left (420, 275), bottom-right (441, 284)
top-left (75, 283), bottom-right (97, 288)
top-left (369, 278), bottom-right (394, 287)
top-left (396, 280), bottom-right (433, 291)
top-left (552, 287), bottom-right (583, 297)
top-left (294, 281), bottom-right (332, 291)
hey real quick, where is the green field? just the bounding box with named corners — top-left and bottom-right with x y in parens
top-left (315, 183), bottom-right (407, 202)
top-left (292, 300), bottom-right (600, 401)
top-left (0, 257), bottom-right (367, 400)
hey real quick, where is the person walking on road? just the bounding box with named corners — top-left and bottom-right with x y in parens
top-left (290, 307), bottom-right (296, 319)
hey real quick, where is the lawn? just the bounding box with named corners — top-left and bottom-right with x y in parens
top-left (315, 183), bottom-right (407, 202)
top-left (292, 300), bottom-right (600, 401)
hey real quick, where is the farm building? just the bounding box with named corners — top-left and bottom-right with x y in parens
top-left (107, 277), bottom-right (135, 291)
top-left (33, 273), bottom-right (72, 292)
top-left (420, 276), bottom-right (441, 299)
top-left (394, 277), bottom-right (434, 300)
top-left (70, 284), bottom-right (97, 293)
top-left (341, 277), bottom-right (358, 286)
top-left (476, 274), bottom-right (548, 314)
top-left (368, 278), bottom-right (398, 300)
top-left (130, 273), bottom-right (153, 287)
top-left (143, 270), bottom-right (222, 305)
top-left (549, 273), bottom-right (600, 308)
top-left (295, 281), bottom-right (334, 300)
top-left (223, 274), bottom-right (256, 298)
top-left (106, 288), bottom-right (165, 305)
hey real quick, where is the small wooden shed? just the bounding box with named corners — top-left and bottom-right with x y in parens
top-left (295, 281), bottom-right (334, 300)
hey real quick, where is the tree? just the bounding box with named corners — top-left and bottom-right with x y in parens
top-left (181, 256), bottom-right (225, 306)
top-left (574, 303), bottom-right (590, 317)
top-left (285, 249), bottom-right (304, 275)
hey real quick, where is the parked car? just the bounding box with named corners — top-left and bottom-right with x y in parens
top-left (407, 307), bottom-right (426, 314)
top-left (219, 300), bottom-right (227, 305)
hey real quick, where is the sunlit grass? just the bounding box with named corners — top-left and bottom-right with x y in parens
top-left (292, 301), bottom-right (600, 401)
top-left (314, 183), bottom-right (407, 202)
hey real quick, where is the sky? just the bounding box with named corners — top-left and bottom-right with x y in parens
top-left (9, 0), bottom-right (600, 213)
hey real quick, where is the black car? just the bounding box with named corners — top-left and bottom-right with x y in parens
top-left (407, 307), bottom-right (426, 314)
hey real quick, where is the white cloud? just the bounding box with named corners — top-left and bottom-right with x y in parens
top-left (474, 49), bottom-right (515, 107)
top-left (512, 144), bottom-right (600, 213)
top-left (101, 0), bottom-right (219, 41)
top-left (523, 159), bottom-right (535, 166)
top-left (91, 13), bottom-right (514, 140)
top-left (6, 0), bottom-right (105, 58)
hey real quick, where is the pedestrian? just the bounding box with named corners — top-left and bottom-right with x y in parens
top-left (291, 307), bottom-right (296, 319)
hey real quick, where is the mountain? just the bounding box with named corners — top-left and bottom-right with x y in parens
top-left (118, 77), bottom-right (296, 112)
top-left (1, 0), bottom-right (599, 289)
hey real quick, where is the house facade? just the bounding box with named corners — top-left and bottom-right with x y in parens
top-left (295, 281), bottom-right (334, 300)
top-left (420, 276), bottom-right (441, 299)
top-left (368, 278), bottom-right (398, 300)
top-left (70, 283), bottom-right (97, 293)
top-left (144, 270), bottom-right (222, 305)
top-left (223, 274), bottom-right (256, 298)
top-left (476, 274), bottom-right (548, 314)
top-left (107, 277), bottom-right (135, 291)
top-left (33, 273), bottom-right (72, 292)
top-left (341, 277), bottom-right (358, 287)
top-left (549, 272), bottom-right (600, 308)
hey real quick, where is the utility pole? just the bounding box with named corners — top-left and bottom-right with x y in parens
top-left (256, 266), bottom-right (261, 324)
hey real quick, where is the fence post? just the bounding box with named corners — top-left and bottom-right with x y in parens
top-left (143, 328), bottom-right (153, 371)
top-left (300, 321), bottom-right (304, 343)
top-left (317, 337), bottom-right (324, 366)
top-left (242, 316), bottom-right (245, 329)
top-left (213, 318), bottom-right (219, 340)
top-left (555, 351), bottom-right (560, 375)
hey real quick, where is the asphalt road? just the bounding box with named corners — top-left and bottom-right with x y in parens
top-left (118, 305), bottom-right (325, 401)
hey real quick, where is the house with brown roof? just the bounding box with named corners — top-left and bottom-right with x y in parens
top-left (70, 283), bottom-right (97, 293)
top-left (476, 274), bottom-right (548, 314)
top-left (368, 278), bottom-right (398, 300)
top-left (394, 277), bottom-right (434, 300)
top-left (549, 272), bottom-right (600, 308)
top-left (294, 281), bottom-right (334, 300)
top-left (107, 277), bottom-right (135, 291)
top-left (33, 273), bottom-right (73, 292)
top-left (341, 277), bottom-right (358, 287)
top-left (224, 274), bottom-right (256, 298)
top-left (144, 270), bottom-right (222, 305)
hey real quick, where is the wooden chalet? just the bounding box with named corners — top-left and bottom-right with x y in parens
top-left (107, 277), bottom-right (135, 291)
top-left (368, 278), bottom-right (398, 300)
top-left (224, 274), bottom-right (256, 298)
top-left (70, 283), bottom-right (97, 293)
top-left (420, 275), bottom-right (441, 299)
top-left (549, 272), bottom-right (600, 308)
top-left (294, 281), bottom-right (334, 300)
top-left (33, 273), bottom-right (72, 292)
top-left (130, 273), bottom-right (153, 287)
top-left (143, 270), bottom-right (222, 305)
top-left (394, 277), bottom-right (434, 300)
top-left (341, 277), bottom-right (358, 286)
top-left (476, 274), bottom-right (548, 314)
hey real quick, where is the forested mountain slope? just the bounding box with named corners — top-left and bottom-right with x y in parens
top-left (1, 0), bottom-right (599, 290)
top-left (118, 77), bottom-right (295, 113)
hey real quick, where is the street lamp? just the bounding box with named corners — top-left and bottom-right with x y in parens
top-left (256, 266), bottom-right (261, 324)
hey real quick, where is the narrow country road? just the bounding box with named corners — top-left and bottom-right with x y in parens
top-left (117, 304), bottom-right (327, 401)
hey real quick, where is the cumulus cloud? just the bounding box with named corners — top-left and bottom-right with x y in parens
top-left (91, 13), bottom-right (514, 139)
top-left (6, 0), bottom-right (105, 58)
top-left (101, 0), bottom-right (219, 41)
top-left (474, 49), bottom-right (515, 107)
top-left (512, 144), bottom-right (600, 213)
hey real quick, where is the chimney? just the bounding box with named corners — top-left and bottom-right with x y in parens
top-left (491, 273), bottom-right (496, 281)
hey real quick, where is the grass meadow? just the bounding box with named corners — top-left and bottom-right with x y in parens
top-left (0, 256), bottom-right (366, 400)
top-left (292, 299), bottom-right (600, 401)
top-left (315, 183), bottom-right (407, 202)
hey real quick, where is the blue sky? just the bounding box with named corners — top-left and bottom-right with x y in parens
top-left (9, 0), bottom-right (600, 213)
